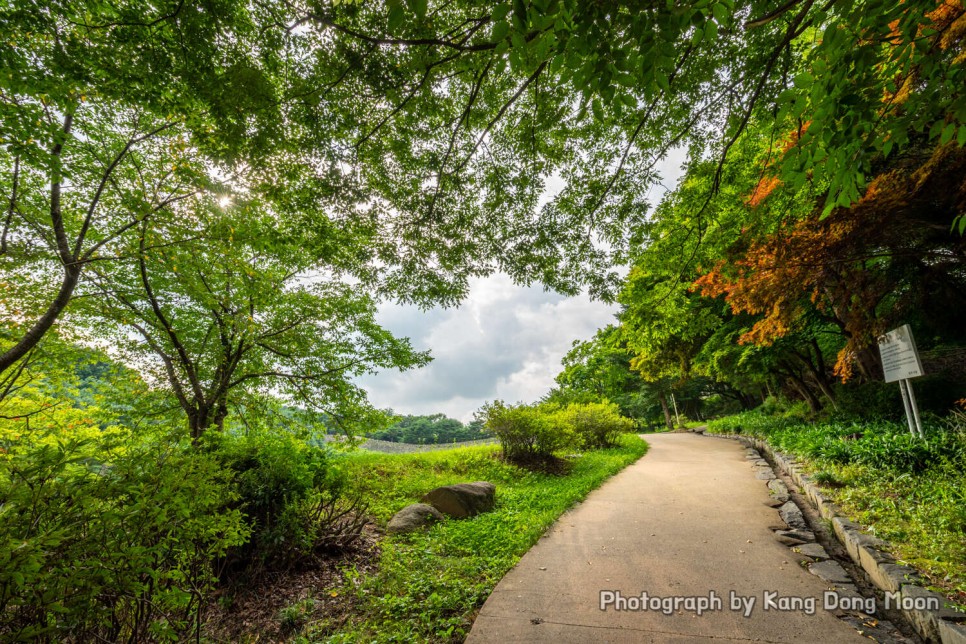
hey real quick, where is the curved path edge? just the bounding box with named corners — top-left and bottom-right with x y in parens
top-left (722, 431), bottom-right (966, 644)
top-left (467, 432), bottom-right (876, 643)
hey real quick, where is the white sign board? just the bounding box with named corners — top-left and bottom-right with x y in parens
top-left (878, 324), bottom-right (924, 383)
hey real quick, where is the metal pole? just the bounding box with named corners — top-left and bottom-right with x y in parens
top-left (904, 379), bottom-right (924, 437)
top-left (898, 379), bottom-right (916, 436)
top-left (671, 393), bottom-right (681, 428)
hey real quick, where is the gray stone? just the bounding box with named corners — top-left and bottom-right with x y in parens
top-left (778, 501), bottom-right (808, 530)
top-left (832, 516), bottom-right (864, 546)
top-left (938, 618), bottom-right (966, 644)
top-left (875, 563), bottom-right (923, 593)
top-left (776, 534), bottom-right (808, 547)
top-left (857, 543), bottom-right (895, 576)
top-left (421, 481), bottom-right (496, 518)
top-left (767, 479), bottom-right (788, 495)
top-left (793, 543), bottom-right (830, 561)
top-left (898, 585), bottom-right (965, 644)
top-left (755, 469), bottom-right (777, 480)
top-left (387, 503), bottom-right (445, 534)
top-left (776, 529), bottom-right (816, 543)
top-left (807, 560), bottom-right (853, 586)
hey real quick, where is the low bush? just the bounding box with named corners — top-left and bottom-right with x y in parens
top-left (0, 431), bottom-right (248, 642)
top-left (480, 400), bottom-right (637, 466)
top-left (209, 431), bottom-right (368, 575)
top-left (478, 401), bottom-right (577, 464)
top-left (563, 401), bottom-right (635, 448)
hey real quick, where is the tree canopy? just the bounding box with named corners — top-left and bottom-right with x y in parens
top-left (3, 0), bottom-right (966, 430)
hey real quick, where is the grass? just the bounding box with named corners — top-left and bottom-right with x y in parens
top-left (297, 434), bottom-right (648, 642)
top-left (707, 411), bottom-right (966, 609)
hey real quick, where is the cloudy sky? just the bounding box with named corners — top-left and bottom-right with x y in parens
top-left (356, 275), bottom-right (619, 422)
top-left (357, 148), bottom-right (688, 423)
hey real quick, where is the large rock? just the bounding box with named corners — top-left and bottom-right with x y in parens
top-left (387, 503), bottom-right (445, 534)
top-left (421, 481), bottom-right (496, 518)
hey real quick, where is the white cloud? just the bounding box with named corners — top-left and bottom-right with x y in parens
top-left (357, 273), bottom-right (617, 422)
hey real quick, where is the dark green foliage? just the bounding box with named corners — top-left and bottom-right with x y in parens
top-left (209, 431), bottom-right (366, 574)
top-left (368, 413), bottom-right (491, 444)
top-left (0, 434), bottom-right (248, 642)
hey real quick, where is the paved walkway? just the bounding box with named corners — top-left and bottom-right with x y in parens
top-left (467, 432), bottom-right (871, 643)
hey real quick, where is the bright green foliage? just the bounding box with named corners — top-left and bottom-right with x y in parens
top-left (80, 205), bottom-right (429, 440)
top-left (479, 400), bottom-right (577, 461)
top-left (0, 432), bottom-right (248, 641)
top-left (559, 401), bottom-right (635, 449)
top-left (0, 0), bottom-right (294, 375)
top-left (317, 436), bottom-right (647, 642)
top-left (479, 399), bottom-right (636, 462)
top-left (707, 411), bottom-right (966, 605)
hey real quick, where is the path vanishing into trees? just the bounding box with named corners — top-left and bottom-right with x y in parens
top-left (467, 432), bottom-right (883, 643)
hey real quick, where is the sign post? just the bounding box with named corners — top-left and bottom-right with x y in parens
top-left (877, 324), bottom-right (925, 436)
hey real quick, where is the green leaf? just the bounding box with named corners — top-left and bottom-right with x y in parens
top-left (704, 20), bottom-right (718, 41)
top-left (940, 122), bottom-right (956, 145)
top-left (492, 19), bottom-right (510, 42)
top-left (405, 0), bottom-right (428, 19)
top-left (492, 4), bottom-right (511, 21)
top-left (591, 97), bottom-right (604, 122)
top-left (388, 0), bottom-right (406, 30)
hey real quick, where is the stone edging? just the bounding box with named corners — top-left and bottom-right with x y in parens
top-left (724, 432), bottom-right (966, 644)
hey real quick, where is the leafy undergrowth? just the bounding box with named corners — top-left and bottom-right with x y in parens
top-left (285, 434), bottom-right (648, 642)
top-left (707, 411), bottom-right (966, 609)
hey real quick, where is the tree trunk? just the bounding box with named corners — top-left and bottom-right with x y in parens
top-left (0, 264), bottom-right (81, 375)
top-left (854, 345), bottom-right (882, 383)
top-left (658, 392), bottom-right (674, 431)
top-left (788, 376), bottom-right (820, 414)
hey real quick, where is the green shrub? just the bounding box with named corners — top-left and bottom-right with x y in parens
top-left (562, 401), bottom-right (635, 449)
top-left (0, 432), bottom-right (247, 642)
top-left (480, 401), bottom-right (577, 462)
top-left (209, 431), bottom-right (366, 573)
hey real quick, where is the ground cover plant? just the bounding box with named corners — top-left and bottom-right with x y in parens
top-left (278, 435), bottom-right (648, 642)
top-left (707, 410), bottom-right (966, 608)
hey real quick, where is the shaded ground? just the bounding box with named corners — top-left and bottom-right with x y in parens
top-left (202, 527), bottom-right (382, 642)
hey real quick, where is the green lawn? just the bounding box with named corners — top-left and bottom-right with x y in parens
top-left (706, 412), bottom-right (966, 609)
top-left (302, 435), bottom-right (648, 642)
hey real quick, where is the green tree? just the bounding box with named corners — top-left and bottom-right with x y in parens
top-left (0, 0), bottom-right (302, 376)
top-left (82, 205), bottom-right (428, 442)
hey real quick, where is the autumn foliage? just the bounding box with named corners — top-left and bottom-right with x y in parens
top-left (694, 143), bottom-right (966, 381)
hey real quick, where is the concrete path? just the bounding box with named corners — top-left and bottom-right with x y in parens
top-left (467, 432), bottom-right (872, 643)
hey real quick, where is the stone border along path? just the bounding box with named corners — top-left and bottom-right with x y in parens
top-left (710, 429), bottom-right (966, 644)
top-left (467, 431), bottom-right (913, 643)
